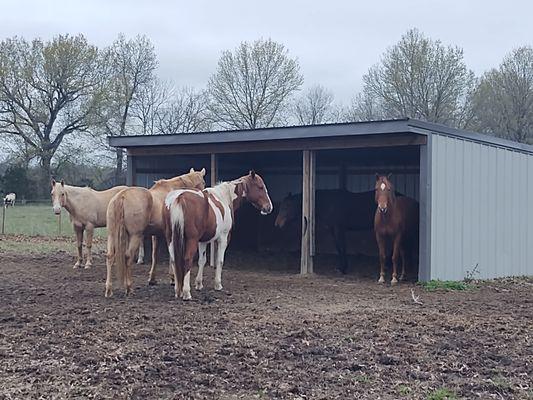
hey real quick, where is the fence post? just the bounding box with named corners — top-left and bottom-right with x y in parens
top-left (58, 211), bottom-right (61, 236)
top-left (1, 205), bottom-right (5, 235)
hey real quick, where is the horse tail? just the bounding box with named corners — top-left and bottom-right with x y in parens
top-left (170, 199), bottom-right (186, 295)
top-left (109, 194), bottom-right (128, 288)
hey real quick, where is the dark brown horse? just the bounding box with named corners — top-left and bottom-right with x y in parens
top-left (374, 174), bottom-right (419, 284)
top-left (164, 171), bottom-right (273, 300)
top-left (275, 189), bottom-right (384, 274)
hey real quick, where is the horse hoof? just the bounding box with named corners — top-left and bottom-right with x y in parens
top-left (73, 264), bottom-right (81, 269)
top-left (182, 292), bottom-right (192, 301)
top-left (214, 284), bottom-right (223, 291)
top-left (195, 283), bottom-right (203, 290)
top-left (136, 258), bottom-right (144, 265)
top-left (148, 280), bottom-right (157, 286)
top-left (105, 289), bottom-right (113, 298)
top-left (399, 274), bottom-right (406, 281)
top-left (391, 278), bottom-right (398, 285)
top-left (84, 264), bottom-right (92, 269)
top-left (378, 277), bottom-right (385, 284)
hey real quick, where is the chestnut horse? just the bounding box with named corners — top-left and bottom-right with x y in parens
top-left (105, 168), bottom-right (206, 297)
top-left (51, 180), bottom-right (128, 268)
top-left (374, 174), bottom-right (419, 284)
top-left (164, 171), bottom-right (273, 300)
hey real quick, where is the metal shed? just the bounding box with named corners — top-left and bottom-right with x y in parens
top-left (109, 118), bottom-right (533, 282)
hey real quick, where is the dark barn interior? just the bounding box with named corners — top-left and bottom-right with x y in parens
top-left (131, 144), bottom-right (421, 280)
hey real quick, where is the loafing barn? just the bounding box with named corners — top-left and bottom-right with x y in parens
top-left (109, 118), bottom-right (533, 282)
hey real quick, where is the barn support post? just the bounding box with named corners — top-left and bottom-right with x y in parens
top-left (301, 150), bottom-right (316, 274)
top-left (210, 153), bottom-right (218, 267)
top-left (418, 138), bottom-right (432, 282)
top-left (126, 154), bottom-right (135, 186)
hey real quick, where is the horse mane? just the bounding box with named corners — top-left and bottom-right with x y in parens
top-left (152, 173), bottom-right (200, 190)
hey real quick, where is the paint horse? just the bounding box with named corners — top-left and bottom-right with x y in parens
top-left (374, 174), bottom-right (419, 284)
top-left (105, 168), bottom-right (206, 297)
top-left (164, 171), bottom-right (273, 300)
top-left (3, 193), bottom-right (16, 207)
top-left (275, 189), bottom-right (382, 274)
top-left (51, 180), bottom-right (129, 268)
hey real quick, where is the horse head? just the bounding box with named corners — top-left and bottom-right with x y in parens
top-left (274, 192), bottom-right (297, 228)
top-left (184, 167), bottom-right (207, 189)
top-left (241, 170), bottom-right (273, 215)
top-left (375, 173), bottom-right (395, 214)
top-left (51, 179), bottom-right (66, 215)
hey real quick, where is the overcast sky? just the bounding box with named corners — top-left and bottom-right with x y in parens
top-left (0, 0), bottom-right (530, 103)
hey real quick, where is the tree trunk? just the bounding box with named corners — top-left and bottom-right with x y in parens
top-left (40, 152), bottom-right (53, 198)
top-left (115, 147), bottom-right (124, 185)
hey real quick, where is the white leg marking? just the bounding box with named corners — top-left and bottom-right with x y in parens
top-left (195, 242), bottom-right (207, 290)
top-left (214, 237), bottom-right (228, 291)
top-left (182, 271), bottom-right (192, 300)
top-left (137, 241), bottom-right (145, 264)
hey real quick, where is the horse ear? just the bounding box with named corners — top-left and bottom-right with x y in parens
top-left (200, 168), bottom-right (206, 176)
top-left (60, 179), bottom-right (64, 187)
top-left (190, 167), bottom-right (194, 173)
top-left (387, 173), bottom-right (392, 179)
top-left (249, 170), bottom-right (256, 179)
top-left (51, 179), bottom-right (56, 187)
top-left (375, 173), bottom-right (380, 181)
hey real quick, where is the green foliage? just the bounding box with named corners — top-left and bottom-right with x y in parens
top-left (427, 388), bottom-right (457, 400)
top-left (397, 385), bottom-right (412, 396)
top-left (1, 165), bottom-right (33, 199)
top-left (421, 280), bottom-right (472, 291)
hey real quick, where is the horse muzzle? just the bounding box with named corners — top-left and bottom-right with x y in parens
top-left (378, 206), bottom-right (388, 214)
top-left (53, 206), bottom-right (61, 215)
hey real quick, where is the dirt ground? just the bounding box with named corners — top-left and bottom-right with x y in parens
top-left (0, 239), bottom-right (532, 399)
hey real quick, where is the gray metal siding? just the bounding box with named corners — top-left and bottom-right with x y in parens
top-left (430, 134), bottom-right (533, 280)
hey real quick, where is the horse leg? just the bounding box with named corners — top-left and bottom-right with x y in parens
top-left (337, 228), bottom-right (348, 274)
top-left (125, 235), bottom-right (142, 295)
top-left (399, 246), bottom-right (407, 281)
top-left (181, 238), bottom-right (199, 300)
top-left (84, 224), bottom-right (94, 269)
top-left (195, 242), bottom-right (208, 290)
top-left (105, 241), bottom-right (114, 298)
top-left (137, 236), bottom-right (145, 264)
top-left (148, 236), bottom-right (159, 285)
top-left (214, 237), bottom-right (228, 291)
top-left (377, 234), bottom-right (387, 284)
top-left (391, 237), bottom-right (402, 285)
top-left (73, 224), bottom-right (84, 269)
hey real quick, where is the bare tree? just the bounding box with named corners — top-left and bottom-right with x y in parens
top-left (472, 46), bottom-right (533, 143)
top-left (132, 78), bottom-right (170, 135)
top-left (103, 34), bottom-right (157, 183)
top-left (208, 38), bottom-right (304, 130)
top-left (293, 85), bottom-right (334, 125)
top-left (157, 87), bottom-right (211, 134)
top-left (342, 90), bottom-right (385, 122)
top-left (361, 29), bottom-right (475, 127)
top-left (0, 34), bottom-right (103, 195)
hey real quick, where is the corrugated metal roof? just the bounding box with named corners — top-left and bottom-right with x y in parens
top-left (108, 118), bottom-right (533, 154)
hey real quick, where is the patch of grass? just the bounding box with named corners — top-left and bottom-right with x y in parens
top-left (420, 280), bottom-right (472, 292)
top-left (397, 385), bottom-right (411, 396)
top-left (1, 204), bottom-right (106, 237)
top-left (427, 388), bottom-right (457, 400)
top-left (353, 374), bottom-right (372, 384)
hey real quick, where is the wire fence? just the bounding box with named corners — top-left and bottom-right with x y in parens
top-left (1, 200), bottom-right (104, 238)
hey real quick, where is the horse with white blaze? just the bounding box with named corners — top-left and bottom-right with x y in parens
top-left (163, 171), bottom-right (273, 300)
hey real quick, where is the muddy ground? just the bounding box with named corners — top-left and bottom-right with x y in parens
top-left (0, 238), bottom-right (532, 399)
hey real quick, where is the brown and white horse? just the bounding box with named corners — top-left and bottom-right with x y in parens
top-left (374, 174), bottom-right (419, 284)
top-left (164, 171), bottom-right (273, 300)
top-left (105, 168), bottom-right (206, 297)
top-left (51, 180), bottom-right (128, 269)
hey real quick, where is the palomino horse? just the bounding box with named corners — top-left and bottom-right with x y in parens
top-left (51, 180), bottom-right (129, 268)
top-left (374, 174), bottom-right (419, 284)
top-left (105, 168), bottom-right (206, 297)
top-left (275, 189), bottom-right (381, 274)
top-left (164, 171), bottom-right (273, 300)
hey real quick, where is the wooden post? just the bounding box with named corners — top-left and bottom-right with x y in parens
top-left (1, 205), bottom-right (5, 235)
top-left (301, 150), bottom-right (315, 274)
top-left (58, 211), bottom-right (62, 236)
top-left (210, 153), bottom-right (218, 267)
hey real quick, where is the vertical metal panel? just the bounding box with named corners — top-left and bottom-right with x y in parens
top-left (430, 134), bottom-right (533, 280)
top-left (418, 137), bottom-right (432, 282)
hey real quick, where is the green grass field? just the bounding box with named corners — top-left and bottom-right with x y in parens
top-left (1, 204), bottom-right (107, 237)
